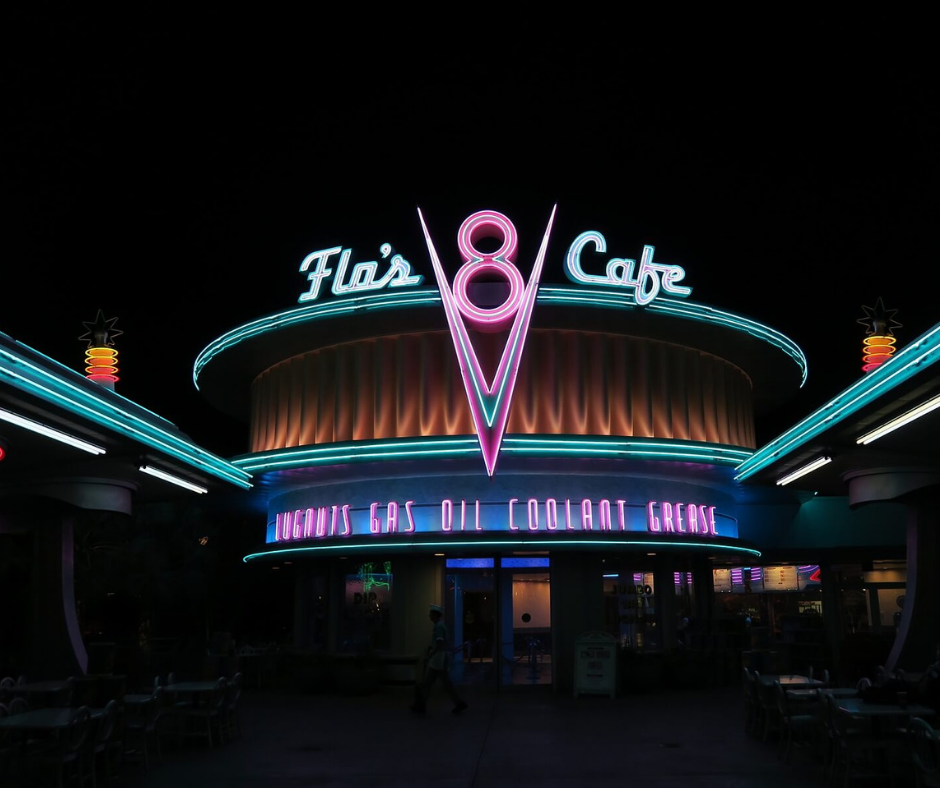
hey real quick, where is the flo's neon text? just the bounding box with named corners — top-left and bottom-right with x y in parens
top-left (299, 243), bottom-right (423, 303)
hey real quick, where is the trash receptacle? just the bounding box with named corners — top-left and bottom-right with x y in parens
top-left (574, 631), bottom-right (617, 698)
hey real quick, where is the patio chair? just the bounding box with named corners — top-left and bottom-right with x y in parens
top-left (753, 671), bottom-right (781, 741)
top-left (178, 677), bottom-right (227, 749)
top-left (826, 691), bottom-right (894, 787)
top-left (742, 668), bottom-right (759, 735)
top-left (86, 699), bottom-right (119, 788)
top-left (221, 672), bottom-right (244, 741)
top-left (123, 686), bottom-right (163, 771)
top-left (908, 716), bottom-right (940, 787)
top-left (774, 681), bottom-right (820, 764)
top-left (25, 705), bottom-right (91, 788)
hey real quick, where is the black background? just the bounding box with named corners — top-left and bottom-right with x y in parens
top-left (3, 21), bottom-right (937, 457)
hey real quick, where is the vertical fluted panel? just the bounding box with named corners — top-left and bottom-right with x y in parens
top-left (374, 337), bottom-right (395, 439)
top-left (419, 335), bottom-right (442, 437)
top-left (299, 355), bottom-right (318, 446)
top-left (315, 351), bottom-right (334, 444)
top-left (353, 342), bottom-right (374, 441)
top-left (247, 330), bottom-right (756, 452)
top-left (668, 348), bottom-right (689, 441)
top-left (396, 335), bottom-right (420, 436)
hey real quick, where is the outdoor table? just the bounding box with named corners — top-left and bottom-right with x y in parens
top-left (164, 681), bottom-right (223, 708)
top-left (757, 674), bottom-right (824, 689)
top-left (837, 696), bottom-right (936, 735)
top-left (11, 681), bottom-right (73, 708)
top-left (0, 706), bottom-right (104, 733)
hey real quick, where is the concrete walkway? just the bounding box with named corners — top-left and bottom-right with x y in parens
top-left (110, 682), bottom-right (849, 788)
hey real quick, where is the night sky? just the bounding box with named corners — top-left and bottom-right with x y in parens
top-left (3, 26), bottom-right (937, 458)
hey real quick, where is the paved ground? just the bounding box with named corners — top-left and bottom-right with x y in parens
top-left (109, 682), bottom-right (847, 788)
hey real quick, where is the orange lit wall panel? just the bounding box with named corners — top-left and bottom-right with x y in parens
top-left (249, 330), bottom-right (755, 452)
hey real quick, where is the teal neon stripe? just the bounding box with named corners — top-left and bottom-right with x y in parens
top-left (194, 287), bottom-right (807, 391)
top-left (233, 435), bottom-right (753, 472)
top-left (244, 538), bottom-right (761, 562)
top-left (0, 344), bottom-right (252, 488)
top-left (735, 322), bottom-right (940, 481)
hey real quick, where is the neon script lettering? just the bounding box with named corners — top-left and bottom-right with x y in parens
top-left (298, 243), bottom-right (423, 303)
top-left (565, 232), bottom-right (691, 306)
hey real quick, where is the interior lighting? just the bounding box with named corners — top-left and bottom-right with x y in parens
top-left (139, 465), bottom-right (208, 493)
top-left (0, 407), bottom-right (105, 454)
top-left (775, 456), bottom-right (831, 486)
top-left (856, 393), bottom-right (940, 445)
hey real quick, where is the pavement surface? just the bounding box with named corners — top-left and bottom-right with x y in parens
top-left (105, 682), bottom-right (850, 788)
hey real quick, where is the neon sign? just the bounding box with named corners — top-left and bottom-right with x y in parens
top-left (271, 496), bottom-right (727, 543)
top-left (564, 232), bottom-right (691, 306)
top-left (299, 243), bottom-right (423, 303)
top-left (419, 207), bottom-right (557, 477)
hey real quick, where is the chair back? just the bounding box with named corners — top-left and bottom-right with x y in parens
top-left (8, 697), bottom-right (29, 715)
top-left (65, 707), bottom-right (92, 757)
top-left (211, 677), bottom-right (228, 712)
top-left (856, 677), bottom-right (872, 691)
top-left (908, 716), bottom-right (940, 781)
top-left (94, 700), bottom-right (119, 751)
top-left (0, 702), bottom-right (9, 718)
top-left (226, 672), bottom-right (244, 709)
top-left (0, 677), bottom-right (14, 689)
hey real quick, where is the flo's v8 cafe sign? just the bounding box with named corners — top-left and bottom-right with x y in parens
top-left (269, 496), bottom-right (734, 544)
top-left (296, 207), bottom-right (693, 477)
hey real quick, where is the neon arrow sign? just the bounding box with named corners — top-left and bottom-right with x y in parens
top-left (418, 206), bottom-right (557, 477)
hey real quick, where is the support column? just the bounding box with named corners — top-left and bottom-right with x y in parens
top-left (886, 488), bottom-right (940, 673)
top-left (29, 501), bottom-right (88, 679)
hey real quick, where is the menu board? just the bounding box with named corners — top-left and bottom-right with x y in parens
top-left (762, 565), bottom-right (799, 591)
top-left (713, 568), bottom-right (733, 593)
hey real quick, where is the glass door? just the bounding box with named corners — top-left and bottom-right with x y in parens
top-left (445, 561), bottom-right (497, 687)
top-left (499, 557), bottom-right (552, 687)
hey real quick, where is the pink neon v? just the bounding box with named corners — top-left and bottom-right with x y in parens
top-left (418, 206), bottom-right (557, 476)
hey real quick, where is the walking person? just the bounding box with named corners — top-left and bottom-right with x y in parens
top-left (411, 604), bottom-right (468, 715)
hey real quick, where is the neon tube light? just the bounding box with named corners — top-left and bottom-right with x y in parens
top-left (776, 456), bottom-right (831, 486)
top-left (736, 321), bottom-right (940, 481)
top-left (0, 407), bottom-right (105, 454)
top-left (139, 465), bottom-right (208, 493)
top-left (0, 342), bottom-right (252, 488)
top-left (194, 288), bottom-right (807, 392)
top-left (856, 393), bottom-right (940, 445)
top-left (232, 435), bottom-right (753, 473)
top-left (419, 207), bottom-right (557, 476)
top-left (244, 538), bottom-right (762, 562)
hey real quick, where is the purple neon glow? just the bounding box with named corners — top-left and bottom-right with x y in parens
top-left (419, 206), bottom-right (557, 476)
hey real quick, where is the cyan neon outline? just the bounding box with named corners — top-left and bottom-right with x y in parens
top-left (193, 288), bottom-right (806, 391)
top-left (735, 321), bottom-right (940, 481)
top-left (244, 538), bottom-right (761, 562)
top-left (418, 206), bottom-right (557, 476)
top-left (231, 435), bottom-right (752, 472)
top-left (0, 341), bottom-right (252, 489)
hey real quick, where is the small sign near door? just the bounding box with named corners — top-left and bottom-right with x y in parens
top-left (574, 631), bottom-right (618, 698)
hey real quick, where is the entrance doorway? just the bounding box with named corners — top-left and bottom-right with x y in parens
top-left (444, 557), bottom-right (553, 688)
top-left (500, 564), bottom-right (552, 687)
